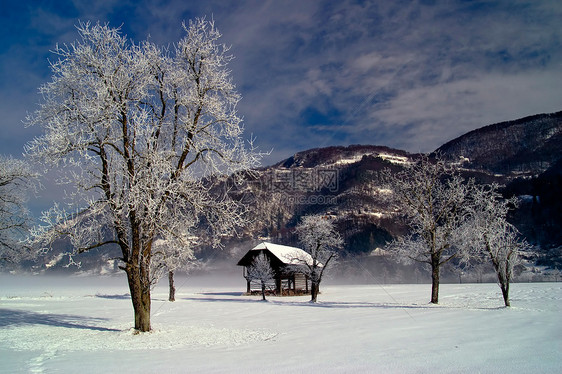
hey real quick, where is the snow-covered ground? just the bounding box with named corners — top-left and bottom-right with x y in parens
top-left (1, 274), bottom-right (560, 373)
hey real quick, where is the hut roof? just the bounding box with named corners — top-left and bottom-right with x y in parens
top-left (237, 242), bottom-right (319, 267)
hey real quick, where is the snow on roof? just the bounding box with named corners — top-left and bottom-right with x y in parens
top-left (251, 242), bottom-right (318, 267)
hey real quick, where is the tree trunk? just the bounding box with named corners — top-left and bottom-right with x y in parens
top-left (489, 246), bottom-right (511, 307)
top-left (126, 264), bottom-right (151, 332)
top-left (431, 260), bottom-right (440, 304)
top-left (168, 270), bottom-right (175, 302)
top-left (500, 281), bottom-right (510, 307)
top-left (261, 281), bottom-right (266, 301)
top-left (497, 269), bottom-right (511, 307)
top-left (310, 282), bottom-right (318, 303)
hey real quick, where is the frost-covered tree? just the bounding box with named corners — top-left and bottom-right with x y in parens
top-left (383, 155), bottom-right (472, 304)
top-left (462, 184), bottom-right (527, 306)
top-left (295, 215), bottom-right (342, 302)
top-left (25, 19), bottom-right (260, 332)
top-left (246, 253), bottom-right (275, 301)
top-left (0, 155), bottom-right (37, 266)
top-left (151, 238), bottom-right (198, 302)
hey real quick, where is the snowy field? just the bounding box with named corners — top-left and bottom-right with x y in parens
top-left (0, 274), bottom-right (560, 374)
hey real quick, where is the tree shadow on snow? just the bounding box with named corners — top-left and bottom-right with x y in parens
top-left (270, 300), bottom-right (507, 310)
top-left (180, 294), bottom-right (433, 309)
top-left (200, 292), bottom-right (246, 297)
top-left (0, 308), bottom-right (120, 331)
top-left (181, 295), bottom-right (506, 310)
top-left (269, 301), bottom-right (438, 309)
top-left (94, 293), bottom-right (131, 300)
top-left (181, 296), bottom-right (259, 304)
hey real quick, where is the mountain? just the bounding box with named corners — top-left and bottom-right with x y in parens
top-left (28, 111), bottom-right (562, 277)
top-left (436, 111), bottom-right (562, 175)
top-left (214, 111), bottom-right (562, 273)
top-left (231, 145), bottom-right (413, 244)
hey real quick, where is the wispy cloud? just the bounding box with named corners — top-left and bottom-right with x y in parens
top-left (210, 0), bottom-right (562, 159)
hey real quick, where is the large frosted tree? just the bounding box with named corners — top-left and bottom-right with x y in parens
top-left (26, 19), bottom-right (260, 332)
top-left (383, 155), bottom-right (472, 304)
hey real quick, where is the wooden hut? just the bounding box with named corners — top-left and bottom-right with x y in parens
top-left (237, 242), bottom-right (315, 295)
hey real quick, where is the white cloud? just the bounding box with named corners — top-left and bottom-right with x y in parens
top-left (352, 69), bottom-right (562, 152)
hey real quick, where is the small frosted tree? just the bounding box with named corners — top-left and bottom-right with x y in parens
top-left (295, 215), bottom-right (342, 302)
top-left (246, 253), bottom-right (275, 301)
top-left (383, 155), bottom-right (472, 304)
top-left (0, 155), bottom-right (37, 267)
top-left (151, 237), bottom-right (198, 302)
top-left (462, 184), bottom-right (527, 306)
top-left (25, 19), bottom-right (260, 332)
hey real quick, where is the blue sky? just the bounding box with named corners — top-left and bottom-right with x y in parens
top-left (1, 0), bottom-right (561, 211)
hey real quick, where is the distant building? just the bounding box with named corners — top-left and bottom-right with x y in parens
top-left (237, 242), bottom-right (317, 295)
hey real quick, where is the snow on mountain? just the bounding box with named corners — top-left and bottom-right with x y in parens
top-left (272, 144), bottom-right (412, 169)
top-left (376, 153), bottom-right (410, 165)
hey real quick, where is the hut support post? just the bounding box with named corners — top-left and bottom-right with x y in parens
top-left (244, 267), bottom-right (250, 293)
top-left (276, 276), bottom-right (282, 296)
